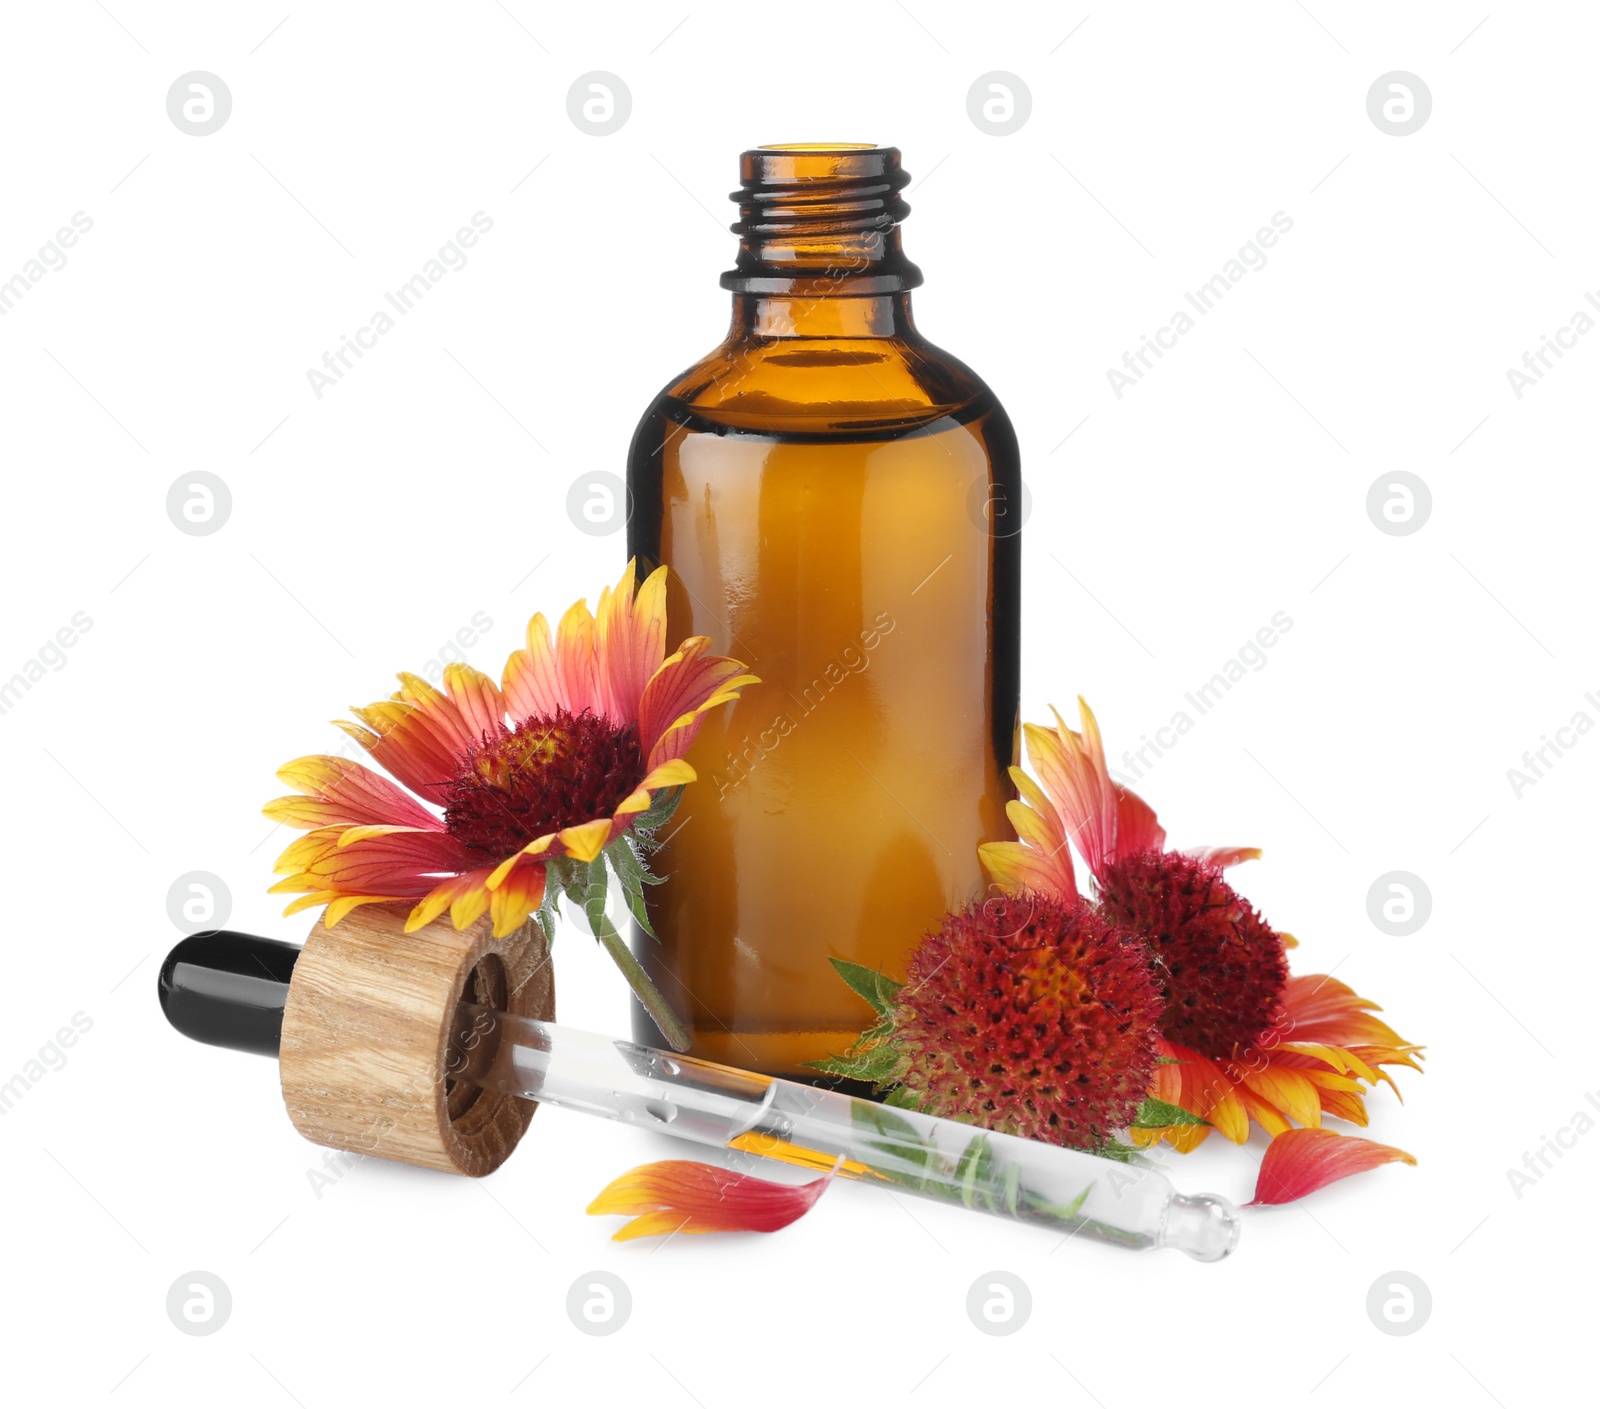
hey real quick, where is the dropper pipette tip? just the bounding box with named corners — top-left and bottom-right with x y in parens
top-left (1164, 1191), bottom-right (1243, 1262)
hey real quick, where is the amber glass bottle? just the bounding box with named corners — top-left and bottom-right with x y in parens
top-left (626, 145), bottom-right (1021, 1077)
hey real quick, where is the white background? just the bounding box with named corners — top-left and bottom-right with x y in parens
top-left (1, 2), bottom-right (1591, 1404)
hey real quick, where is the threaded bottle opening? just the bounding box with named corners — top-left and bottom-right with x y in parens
top-left (733, 145), bottom-right (911, 238)
top-left (722, 144), bottom-right (922, 295)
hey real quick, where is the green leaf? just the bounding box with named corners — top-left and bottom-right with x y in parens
top-left (547, 855), bottom-right (586, 904)
top-left (999, 1161), bottom-right (1023, 1217)
top-left (808, 1052), bottom-right (876, 1081)
top-left (1028, 1183), bottom-right (1094, 1221)
top-left (805, 962), bottom-right (909, 1092)
top-left (805, 1030), bottom-right (901, 1087)
top-left (882, 1086), bottom-right (921, 1111)
top-left (602, 839), bottom-right (657, 940)
top-left (849, 1099), bottom-right (939, 1189)
top-left (1131, 1096), bottom-right (1209, 1129)
top-left (629, 785), bottom-right (684, 836)
top-left (564, 855), bottom-right (613, 941)
top-left (828, 958), bottom-right (904, 1017)
top-left (955, 1134), bottom-right (989, 1209)
top-left (607, 836), bottom-right (643, 885)
top-left (534, 902), bottom-right (556, 946)
top-left (620, 873), bottom-right (656, 939)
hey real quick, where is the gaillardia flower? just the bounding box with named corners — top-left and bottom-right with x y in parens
top-left (982, 697), bottom-right (1422, 1197)
top-left (265, 561), bottom-right (756, 1049)
top-left (984, 699), bottom-right (1287, 1059)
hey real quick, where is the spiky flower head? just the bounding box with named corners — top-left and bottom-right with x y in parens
top-left (981, 697), bottom-right (1288, 1061)
top-left (1096, 849), bottom-right (1288, 1057)
top-left (890, 892), bottom-right (1163, 1148)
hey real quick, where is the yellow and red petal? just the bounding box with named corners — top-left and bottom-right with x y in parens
top-left (280, 890), bottom-right (335, 917)
top-left (1009, 767), bottom-right (1070, 852)
top-left (405, 869), bottom-right (496, 933)
top-left (612, 756), bottom-right (699, 819)
top-left (271, 826), bottom-right (346, 876)
top-left (595, 560), bottom-right (669, 728)
top-left (271, 825), bottom-right (472, 896)
top-left (1280, 973), bottom-right (1376, 1028)
top-left (1248, 1128), bottom-right (1416, 1206)
top-left (615, 788), bottom-right (653, 816)
top-left (1024, 700), bottom-right (1165, 879)
top-left (637, 756), bottom-right (698, 793)
top-left (487, 833), bottom-right (557, 889)
top-left (1348, 1043), bottom-right (1426, 1075)
top-left (1108, 783), bottom-right (1164, 863)
top-left (1151, 1041), bottom-right (1250, 1144)
top-left (1232, 1083), bottom-right (1294, 1138)
top-left (1275, 1041), bottom-right (1374, 1080)
top-left (1317, 1087), bottom-right (1371, 1126)
top-left (638, 637), bottom-right (758, 767)
top-left (502, 612), bottom-right (563, 723)
top-left (1131, 1122), bottom-right (1213, 1154)
top-left (323, 828), bottom-right (474, 884)
top-left (1002, 798), bottom-right (1080, 900)
top-left (1021, 721), bottom-right (1089, 846)
top-left (267, 755), bottom-right (441, 832)
top-left (1303, 1010), bottom-right (1413, 1051)
top-left (978, 841), bottom-right (1078, 902)
top-left (392, 670), bottom-right (496, 763)
top-left (264, 795), bottom-right (391, 831)
top-left (587, 1160), bottom-right (829, 1241)
top-left (324, 894), bottom-right (408, 927)
top-left (343, 699), bottom-right (460, 807)
top-left (441, 661), bottom-right (505, 741)
top-left (450, 878), bottom-right (492, 930)
top-left (489, 858), bottom-right (548, 939)
top-left (1236, 1066), bottom-right (1323, 1130)
top-left (1186, 845), bottom-right (1262, 869)
top-left (556, 816), bottom-right (613, 863)
top-left (330, 718), bottom-right (380, 751)
top-left (554, 597), bottom-right (601, 717)
top-left (1298, 1067), bottom-right (1368, 1096)
top-left (1279, 976), bottom-right (1424, 1078)
top-left (335, 823), bottom-right (419, 845)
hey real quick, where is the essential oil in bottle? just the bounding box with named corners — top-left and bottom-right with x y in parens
top-left (627, 145), bottom-right (1021, 1078)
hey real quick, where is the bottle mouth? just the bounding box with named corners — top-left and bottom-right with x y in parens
top-left (757, 142), bottom-right (880, 152)
top-left (735, 145), bottom-right (907, 207)
top-left (723, 144), bottom-right (922, 295)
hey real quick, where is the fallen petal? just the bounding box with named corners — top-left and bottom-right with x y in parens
top-left (1248, 1128), bottom-right (1416, 1206)
top-left (587, 1160), bottom-right (830, 1241)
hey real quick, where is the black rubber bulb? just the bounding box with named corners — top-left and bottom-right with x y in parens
top-left (157, 930), bottom-right (301, 1057)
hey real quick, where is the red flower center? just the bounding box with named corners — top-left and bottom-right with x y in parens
top-left (444, 707), bottom-right (642, 859)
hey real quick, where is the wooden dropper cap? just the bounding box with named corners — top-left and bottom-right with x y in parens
top-left (277, 905), bottom-right (554, 1177)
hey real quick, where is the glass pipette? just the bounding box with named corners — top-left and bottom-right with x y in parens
top-left (161, 931), bottom-right (1241, 1261)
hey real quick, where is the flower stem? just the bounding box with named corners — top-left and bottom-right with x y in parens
top-left (587, 908), bottom-right (691, 1053)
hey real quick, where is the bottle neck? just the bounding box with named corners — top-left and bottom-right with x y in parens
top-left (720, 145), bottom-right (922, 340)
top-left (731, 291), bottom-right (915, 340)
